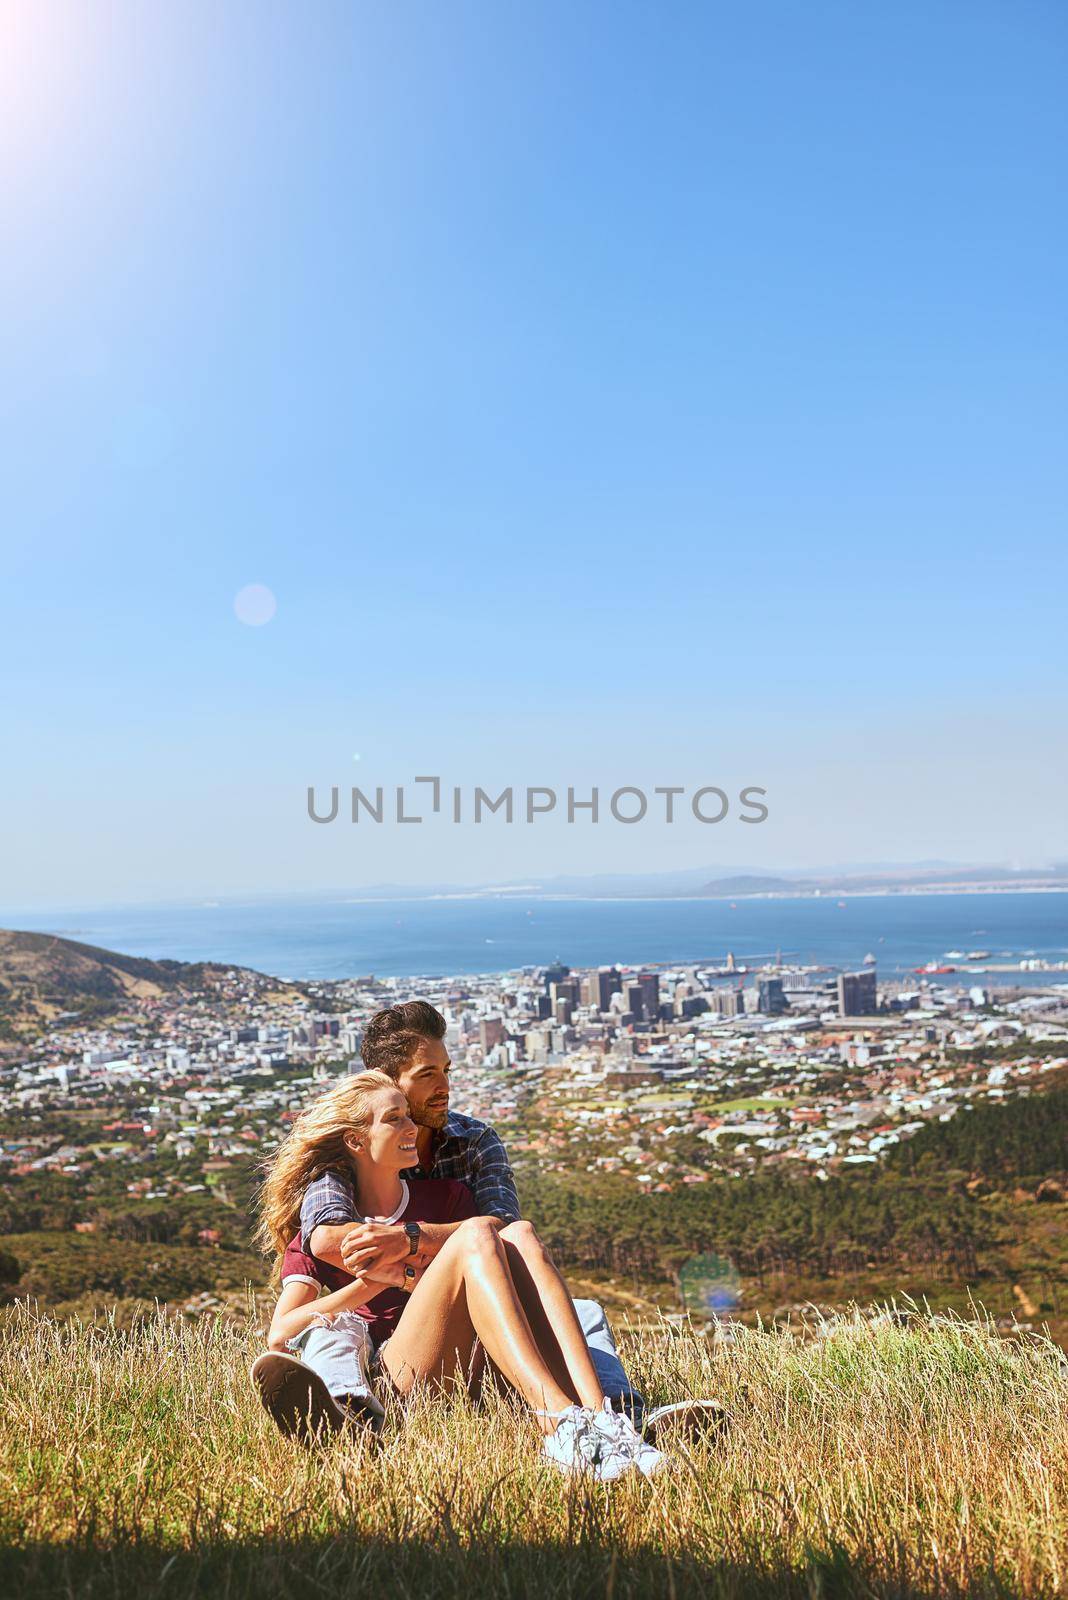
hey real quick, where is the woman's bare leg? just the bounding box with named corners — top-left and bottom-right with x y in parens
top-left (500, 1221), bottom-right (604, 1411)
top-left (381, 1217), bottom-right (579, 1429)
top-left (383, 1273), bottom-right (483, 1397)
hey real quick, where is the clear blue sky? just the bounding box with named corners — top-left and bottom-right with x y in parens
top-left (2, 1), bottom-right (1066, 907)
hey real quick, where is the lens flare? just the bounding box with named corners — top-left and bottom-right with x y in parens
top-left (678, 1253), bottom-right (741, 1319)
top-left (234, 584), bottom-right (277, 626)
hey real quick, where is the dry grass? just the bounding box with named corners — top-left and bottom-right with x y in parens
top-left (1, 1300), bottom-right (1066, 1598)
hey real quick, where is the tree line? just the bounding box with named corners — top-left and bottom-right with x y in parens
top-left (520, 1168), bottom-right (986, 1285)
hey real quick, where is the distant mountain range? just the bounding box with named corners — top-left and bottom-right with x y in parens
top-left (13, 860), bottom-right (1067, 919)
top-left (691, 865), bottom-right (1068, 899)
top-left (327, 861), bottom-right (1068, 902)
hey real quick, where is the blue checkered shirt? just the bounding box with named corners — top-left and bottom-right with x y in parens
top-left (298, 1110), bottom-right (522, 1251)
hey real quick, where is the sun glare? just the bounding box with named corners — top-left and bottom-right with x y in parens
top-left (0, 3), bottom-right (100, 176)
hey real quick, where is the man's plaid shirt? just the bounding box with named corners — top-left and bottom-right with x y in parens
top-left (299, 1110), bottom-right (522, 1251)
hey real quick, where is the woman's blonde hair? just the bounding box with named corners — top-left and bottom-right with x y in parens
top-left (254, 1068), bottom-right (399, 1256)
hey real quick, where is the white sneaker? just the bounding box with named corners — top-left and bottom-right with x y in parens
top-left (539, 1405), bottom-right (637, 1482)
top-left (594, 1399), bottom-right (667, 1478)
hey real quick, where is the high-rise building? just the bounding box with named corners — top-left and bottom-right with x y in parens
top-left (550, 979), bottom-right (580, 1009)
top-left (757, 977), bottom-right (787, 1015)
top-left (675, 994), bottom-right (709, 1018)
top-left (479, 1018), bottom-right (506, 1051)
top-left (625, 982), bottom-right (647, 1020)
top-left (637, 972), bottom-right (660, 1021)
top-left (526, 1028), bottom-right (552, 1062)
top-left (837, 970), bottom-right (878, 1017)
top-left (587, 968), bottom-right (620, 1012)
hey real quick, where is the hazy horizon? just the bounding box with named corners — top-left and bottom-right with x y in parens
top-left (4, 855), bottom-right (1068, 920)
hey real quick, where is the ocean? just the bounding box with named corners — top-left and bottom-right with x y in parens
top-left (4, 891), bottom-right (1068, 986)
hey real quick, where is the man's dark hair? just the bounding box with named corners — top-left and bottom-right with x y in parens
top-left (360, 1001), bottom-right (446, 1080)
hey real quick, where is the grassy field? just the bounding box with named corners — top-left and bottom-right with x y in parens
top-left (700, 1096), bottom-right (785, 1114)
top-left (1, 1301), bottom-right (1066, 1598)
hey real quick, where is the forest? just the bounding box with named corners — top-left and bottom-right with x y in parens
top-left (886, 1085), bottom-right (1068, 1181)
top-left (521, 1168), bottom-right (987, 1285)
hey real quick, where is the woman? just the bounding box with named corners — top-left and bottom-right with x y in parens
top-left (253, 1069), bottom-right (663, 1480)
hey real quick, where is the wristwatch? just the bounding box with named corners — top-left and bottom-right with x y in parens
top-left (404, 1222), bottom-right (422, 1256)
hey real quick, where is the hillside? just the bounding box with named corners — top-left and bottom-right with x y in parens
top-left (0, 927), bottom-right (243, 1037)
top-left (696, 875), bottom-right (808, 896)
top-left (0, 1304), bottom-right (1064, 1599)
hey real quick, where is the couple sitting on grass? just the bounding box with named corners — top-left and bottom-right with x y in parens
top-left (253, 1001), bottom-right (722, 1483)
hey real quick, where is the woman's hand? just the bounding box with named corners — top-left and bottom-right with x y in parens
top-left (367, 1258), bottom-right (418, 1291)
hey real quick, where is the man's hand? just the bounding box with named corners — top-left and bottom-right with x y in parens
top-left (340, 1221), bottom-right (410, 1277)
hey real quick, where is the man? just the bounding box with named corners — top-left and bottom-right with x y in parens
top-left (300, 1000), bottom-right (648, 1426)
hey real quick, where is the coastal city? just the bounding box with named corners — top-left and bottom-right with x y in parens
top-left (4, 950), bottom-right (1067, 1202)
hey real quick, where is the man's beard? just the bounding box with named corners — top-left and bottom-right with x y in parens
top-left (410, 1102), bottom-right (449, 1131)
